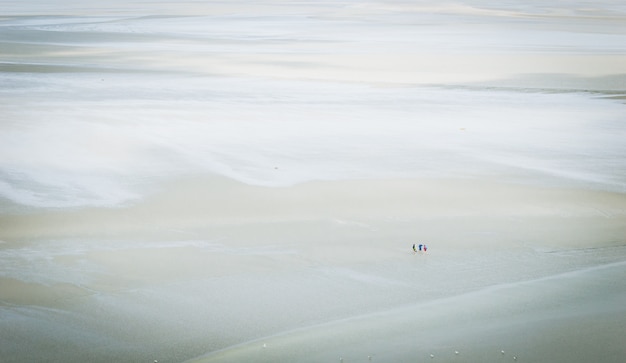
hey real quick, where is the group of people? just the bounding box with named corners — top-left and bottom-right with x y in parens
top-left (412, 243), bottom-right (428, 254)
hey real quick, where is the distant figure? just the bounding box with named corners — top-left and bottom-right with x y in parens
top-left (418, 244), bottom-right (423, 252)
top-left (412, 244), bottom-right (417, 254)
top-left (424, 245), bottom-right (428, 253)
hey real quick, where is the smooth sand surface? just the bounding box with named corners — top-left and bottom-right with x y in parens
top-left (189, 261), bottom-right (626, 363)
top-left (2, 178), bottom-right (626, 362)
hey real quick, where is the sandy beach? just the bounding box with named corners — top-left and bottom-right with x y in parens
top-left (2, 1), bottom-right (626, 362)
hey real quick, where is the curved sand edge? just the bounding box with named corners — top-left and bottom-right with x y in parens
top-left (188, 261), bottom-right (626, 363)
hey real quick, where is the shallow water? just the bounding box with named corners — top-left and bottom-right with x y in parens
top-left (2, 0), bottom-right (626, 208)
top-left (2, 75), bottom-right (625, 208)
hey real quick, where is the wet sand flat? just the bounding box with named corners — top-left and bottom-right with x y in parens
top-left (1, 1), bottom-right (626, 362)
top-left (2, 178), bottom-right (626, 362)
